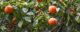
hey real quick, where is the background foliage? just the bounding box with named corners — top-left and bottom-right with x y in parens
top-left (0, 0), bottom-right (80, 32)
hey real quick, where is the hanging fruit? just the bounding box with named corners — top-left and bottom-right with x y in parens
top-left (4, 5), bottom-right (13, 14)
top-left (37, 0), bottom-right (42, 3)
top-left (48, 18), bottom-right (58, 25)
top-left (49, 5), bottom-right (57, 14)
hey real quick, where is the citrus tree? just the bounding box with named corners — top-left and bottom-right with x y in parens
top-left (0, 0), bottom-right (80, 32)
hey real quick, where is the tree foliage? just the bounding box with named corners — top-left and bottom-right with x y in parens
top-left (0, 0), bottom-right (80, 32)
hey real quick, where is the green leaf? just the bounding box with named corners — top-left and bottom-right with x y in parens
top-left (33, 19), bottom-right (38, 27)
top-left (0, 25), bottom-right (6, 31)
top-left (72, 28), bottom-right (80, 32)
top-left (22, 2), bottom-right (28, 6)
top-left (18, 20), bottom-right (23, 28)
top-left (23, 16), bottom-right (31, 23)
top-left (75, 16), bottom-right (80, 23)
top-left (27, 12), bottom-right (34, 15)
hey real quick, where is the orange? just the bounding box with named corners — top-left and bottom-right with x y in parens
top-left (49, 6), bottom-right (57, 14)
top-left (48, 18), bottom-right (58, 25)
top-left (4, 5), bottom-right (13, 14)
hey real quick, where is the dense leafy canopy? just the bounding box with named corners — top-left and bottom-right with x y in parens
top-left (0, 0), bottom-right (80, 32)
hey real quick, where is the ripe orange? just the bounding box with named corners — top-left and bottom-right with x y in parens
top-left (4, 5), bottom-right (13, 14)
top-left (49, 6), bottom-right (57, 14)
top-left (48, 18), bottom-right (58, 25)
top-left (37, 0), bottom-right (42, 3)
